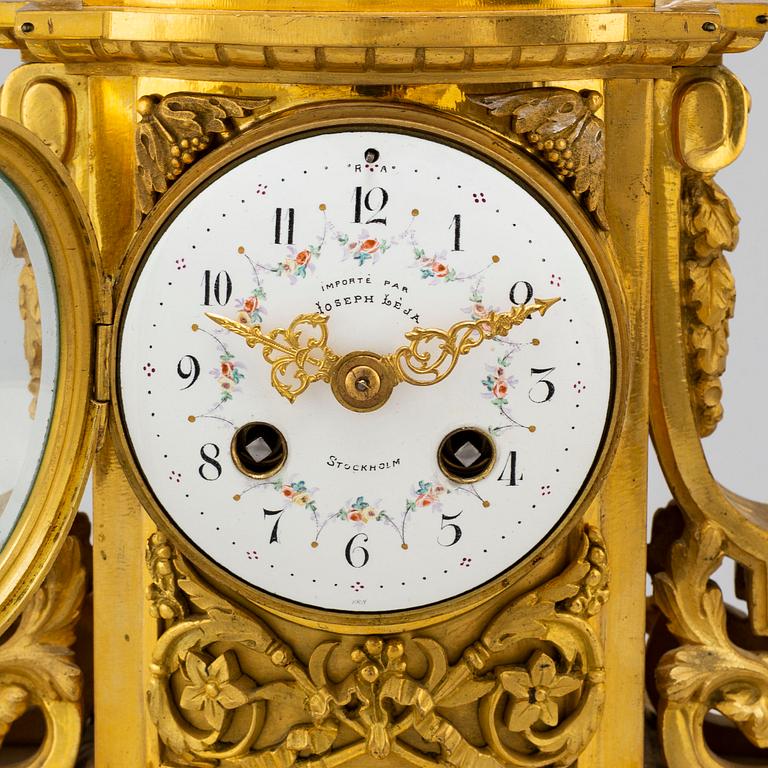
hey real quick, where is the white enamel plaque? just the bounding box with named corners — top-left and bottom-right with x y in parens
top-left (119, 130), bottom-right (613, 612)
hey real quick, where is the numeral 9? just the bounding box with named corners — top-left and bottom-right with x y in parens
top-left (177, 355), bottom-right (200, 389)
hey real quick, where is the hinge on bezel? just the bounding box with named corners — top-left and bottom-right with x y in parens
top-left (94, 323), bottom-right (112, 404)
top-left (93, 323), bottom-right (112, 452)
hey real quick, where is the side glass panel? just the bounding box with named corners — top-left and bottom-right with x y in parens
top-left (0, 175), bottom-right (58, 547)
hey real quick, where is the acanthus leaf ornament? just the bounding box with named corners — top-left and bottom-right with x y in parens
top-left (136, 92), bottom-right (275, 215)
top-left (471, 88), bottom-right (608, 230)
top-left (650, 504), bottom-right (768, 760)
top-left (680, 171), bottom-right (740, 436)
top-left (147, 525), bottom-right (608, 768)
top-left (0, 536), bottom-right (85, 761)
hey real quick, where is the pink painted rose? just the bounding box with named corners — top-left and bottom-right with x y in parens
top-left (415, 495), bottom-right (433, 508)
top-left (474, 303), bottom-right (488, 317)
top-left (432, 262), bottom-right (449, 278)
top-left (281, 485), bottom-right (294, 498)
top-left (220, 361), bottom-right (234, 377)
top-left (493, 380), bottom-right (509, 399)
top-left (242, 296), bottom-right (258, 313)
top-left (295, 250), bottom-right (310, 266)
top-left (349, 511), bottom-right (363, 522)
top-left (360, 239), bottom-right (379, 253)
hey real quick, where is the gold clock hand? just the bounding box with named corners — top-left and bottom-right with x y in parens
top-left (205, 312), bottom-right (340, 403)
top-left (382, 297), bottom-right (561, 388)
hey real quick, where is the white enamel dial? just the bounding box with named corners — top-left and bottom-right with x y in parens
top-left (118, 129), bottom-right (614, 613)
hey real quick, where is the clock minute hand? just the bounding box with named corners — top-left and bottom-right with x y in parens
top-left (383, 297), bottom-right (561, 388)
top-left (205, 312), bottom-right (340, 403)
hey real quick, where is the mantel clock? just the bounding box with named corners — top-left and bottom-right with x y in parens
top-left (0, 1), bottom-right (764, 767)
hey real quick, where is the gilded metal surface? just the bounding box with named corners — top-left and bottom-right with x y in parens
top-left (650, 505), bottom-right (768, 766)
top-left (0, 118), bottom-right (104, 636)
top-left (0, 536), bottom-right (85, 767)
top-left (0, 6), bottom-right (765, 81)
top-left (473, 89), bottom-right (607, 230)
top-left (680, 172), bottom-right (740, 437)
top-left (12, 223), bottom-right (41, 419)
top-left (205, 312), bottom-right (340, 404)
top-left (147, 526), bottom-right (608, 767)
top-left (136, 92), bottom-right (274, 215)
top-left (649, 65), bottom-right (768, 766)
top-left (384, 297), bottom-right (560, 386)
top-left (0, 0), bottom-right (759, 762)
top-left (110, 102), bottom-right (629, 637)
top-left (208, 298), bottom-right (557, 406)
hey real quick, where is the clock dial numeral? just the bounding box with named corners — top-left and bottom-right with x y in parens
top-left (177, 355), bottom-right (201, 390)
top-left (529, 367), bottom-right (556, 403)
top-left (202, 269), bottom-right (233, 307)
top-left (263, 507), bottom-right (285, 544)
top-left (509, 280), bottom-right (534, 306)
top-left (345, 532), bottom-right (370, 568)
top-left (274, 207), bottom-right (295, 245)
top-left (198, 443), bottom-right (222, 481)
top-left (118, 129), bottom-right (614, 612)
top-left (353, 186), bottom-right (388, 225)
top-left (438, 510), bottom-right (463, 547)
top-left (449, 214), bottom-right (463, 252)
top-left (497, 451), bottom-right (523, 486)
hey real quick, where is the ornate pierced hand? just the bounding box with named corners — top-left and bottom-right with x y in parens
top-left (207, 296), bottom-right (559, 411)
top-left (383, 297), bottom-right (560, 388)
top-left (205, 312), bottom-right (340, 403)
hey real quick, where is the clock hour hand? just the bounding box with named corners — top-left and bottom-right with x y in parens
top-left (383, 297), bottom-right (560, 388)
top-left (205, 312), bottom-right (340, 403)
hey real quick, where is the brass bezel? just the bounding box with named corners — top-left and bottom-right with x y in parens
top-left (437, 426), bottom-right (497, 485)
top-left (111, 101), bottom-right (629, 634)
top-left (230, 421), bottom-right (288, 480)
top-left (0, 117), bottom-right (102, 632)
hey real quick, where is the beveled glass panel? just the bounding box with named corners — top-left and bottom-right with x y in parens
top-left (0, 175), bottom-right (58, 548)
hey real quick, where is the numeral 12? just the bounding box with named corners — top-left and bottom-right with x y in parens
top-left (354, 187), bottom-right (388, 225)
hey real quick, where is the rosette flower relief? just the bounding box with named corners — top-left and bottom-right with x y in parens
top-left (498, 650), bottom-right (582, 731)
top-left (179, 650), bottom-right (254, 731)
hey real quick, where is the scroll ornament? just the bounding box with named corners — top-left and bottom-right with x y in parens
top-left (136, 92), bottom-right (275, 215)
top-left (471, 88), bottom-right (608, 231)
top-left (146, 527), bottom-right (608, 767)
top-left (680, 171), bottom-right (740, 437)
top-left (0, 537), bottom-right (85, 762)
top-left (652, 505), bottom-right (768, 762)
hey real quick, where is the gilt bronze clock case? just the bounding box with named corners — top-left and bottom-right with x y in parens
top-left (0, 1), bottom-right (763, 766)
top-left (0, 117), bottom-right (105, 629)
top-left (110, 101), bottom-right (629, 632)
